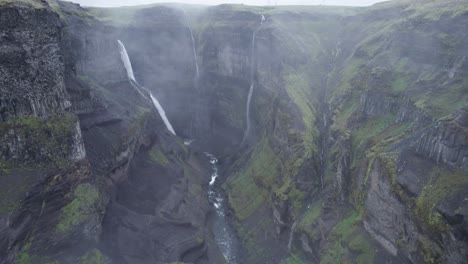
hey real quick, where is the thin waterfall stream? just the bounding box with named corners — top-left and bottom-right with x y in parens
top-left (242, 15), bottom-right (265, 145)
top-left (117, 40), bottom-right (176, 135)
top-left (184, 10), bottom-right (200, 79)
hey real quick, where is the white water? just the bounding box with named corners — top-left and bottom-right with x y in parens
top-left (184, 10), bottom-right (200, 79)
top-left (242, 16), bottom-right (264, 144)
top-left (117, 40), bottom-right (136, 81)
top-left (117, 40), bottom-right (176, 135)
top-left (184, 139), bottom-right (195, 146)
top-left (150, 94), bottom-right (176, 135)
top-left (205, 153), bottom-right (239, 263)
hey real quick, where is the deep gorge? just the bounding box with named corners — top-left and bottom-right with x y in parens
top-left (0, 0), bottom-right (467, 263)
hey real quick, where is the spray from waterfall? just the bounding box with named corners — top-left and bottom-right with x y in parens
top-left (241, 15), bottom-right (265, 145)
top-left (184, 10), bottom-right (200, 79)
top-left (117, 40), bottom-right (176, 135)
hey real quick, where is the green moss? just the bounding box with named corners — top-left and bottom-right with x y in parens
top-left (391, 74), bottom-right (409, 95)
top-left (285, 71), bottom-right (319, 159)
top-left (0, 161), bottom-right (9, 175)
top-left (16, 243), bottom-right (33, 264)
top-left (424, 77), bottom-right (468, 118)
top-left (81, 249), bottom-right (106, 264)
top-left (288, 185), bottom-right (306, 218)
top-left (56, 183), bottom-right (101, 234)
top-left (283, 69), bottom-right (320, 193)
top-left (332, 93), bottom-right (359, 130)
top-left (416, 167), bottom-right (468, 233)
top-left (46, 0), bottom-right (63, 16)
top-left (149, 146), bottom-right (169, 167)
top-left (336, 59), bottom-right (365, 93)
top-left (348, 235), bottom-right (375, 264)
top-left (350, 114), bottom-right (396, 171)
top-left (321, 211), bottom-right (371, 264)
top-left (298, 203), bottom-right (322, 240)
top-left (281, 254), bottom-right (307, 264)
top-left (226, 138), bottom-right (277, 221)
top-left (419, 236), bottom-right (439, 264)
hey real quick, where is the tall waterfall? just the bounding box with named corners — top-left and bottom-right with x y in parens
top-left (117, 40), bottom-right (136, 81)
top-left (117, 40), bottom-right (176, 135)
top-left (242, 15), bottom-right (264, 144)
top-left (184, 11), bottom-right (200, 79)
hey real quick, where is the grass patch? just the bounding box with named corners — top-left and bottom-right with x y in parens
top-left (56, 183), bottom-right (101, 234)
top-left (348, 234), bottom-right (375, 264)
top-left (391, 74), bottom-right (410, 95)
top-left (416, 167), bottom-right (468, 233)
top-left (149, 146), bottom-right (169, 167)
top-left (16, 242), bottom-right (33, 264)
top-left (320, 211), bottom-right (373, 264)
top-left (298, 203), bottom-right (322, 240)
top-left (81, 249), bottom-right (106, 264)
top-left (225, 138), bottom-right (278, 221)
top-left (284, 71), bottom-right (319, 161)
top-left (281, 254), bottom-right (307, 264)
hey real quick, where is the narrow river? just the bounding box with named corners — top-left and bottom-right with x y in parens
top-left (204, 153), bottom-right (240, 264)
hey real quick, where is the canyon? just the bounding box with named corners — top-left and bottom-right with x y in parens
top-left (0, 0), bottom-right (467, 263)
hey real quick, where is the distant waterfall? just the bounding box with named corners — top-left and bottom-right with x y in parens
top-left (149, 93), bottom-right (176, 135)
top-left (184, 10), bottom-right (200, 79)
top-left (117, 40), bottom-right (176, 135)
top-left (242, 15), bottom-right (265, 144)
top-left (117, 40), bottom-right (136, 81)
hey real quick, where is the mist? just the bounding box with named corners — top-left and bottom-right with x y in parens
top-left (67, 0), bottom-right (388, 7)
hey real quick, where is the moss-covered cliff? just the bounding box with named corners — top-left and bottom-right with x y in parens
top-left (0, 0), bottom-right (467, 263)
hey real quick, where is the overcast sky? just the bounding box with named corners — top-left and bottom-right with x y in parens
top-left (68, 0), bottom-right (388, 7)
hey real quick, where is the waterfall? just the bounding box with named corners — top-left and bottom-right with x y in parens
top-left (184, 10), bottom-right (200, 79)
top-left (149, 94), bottom-right (176, 135)
top-left (117, 40), bottom-right (176, 135)
top-left (117, 40), bottom-right (136, 81)
top-left (242, 15), bottom-right (264, 144)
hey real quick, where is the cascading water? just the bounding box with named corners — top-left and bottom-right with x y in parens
top-left (117, 40), bottom-right (136, 81)
top-left (205, 153), bottom-right (240, 264)
top-left (242, 15), bottom-right (265, 144)
top-left (184, 10), bottom-right (200, 79)
top-left (149, 93), bottom-right (176, 135)
top-left (117, 40), bottom-right (176, 135)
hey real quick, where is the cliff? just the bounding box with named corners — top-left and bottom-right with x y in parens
top-left (0, 0), bottom-right (467, 263)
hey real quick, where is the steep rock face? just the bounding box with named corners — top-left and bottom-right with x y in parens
top-left (0, 2), bottom-right (95, 263)
top-left (0, 3), bottom-right (68, 121)
top-left (416, 108), bottom-right (468, 171)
